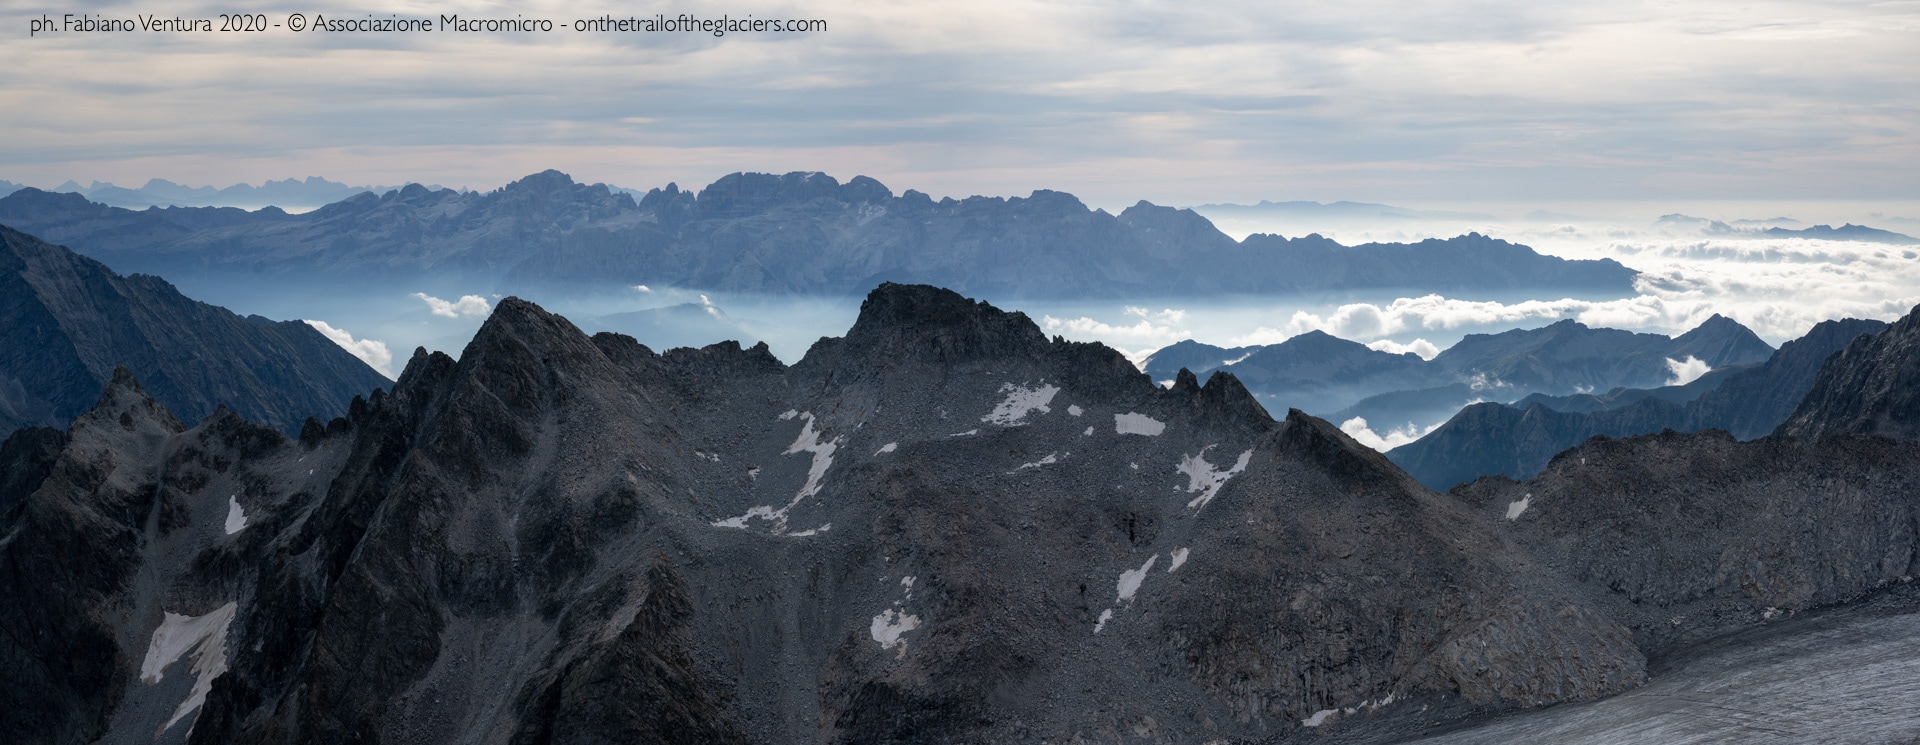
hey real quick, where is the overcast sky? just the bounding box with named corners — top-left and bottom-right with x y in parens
top-left (4, 0), bottom-right (1917, 206)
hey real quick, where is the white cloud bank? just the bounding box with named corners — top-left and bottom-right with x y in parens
top-left (1339, 417), bottom-right (1442, 452)
top-left (305, 320), bottom-right (393, 376)
top-left (1665, 356), bottom-right (1711, 386)
top-left (412, 292), bottom-right (491, 318)
top-left (1366, 338), bottom-right (1442, 360)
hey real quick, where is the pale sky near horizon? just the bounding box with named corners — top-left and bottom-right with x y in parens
top-left (3, 0), bottom-right (1917, 207)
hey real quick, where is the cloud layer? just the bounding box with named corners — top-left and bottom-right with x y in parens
top-left (3, 0), bottom-right (1915, 204)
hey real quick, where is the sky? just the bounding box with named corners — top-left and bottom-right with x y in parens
top-left (4, 0), bottom-right (1919, 207)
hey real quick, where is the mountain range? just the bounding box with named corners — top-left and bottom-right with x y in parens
top-left (0, 171), bottom-right (1641, 300)
top-left (0, 224), bottom-right (391, 437)
top-left (1143, 315), bottom-right (1775, 423)
top-left (1386, 317), bottom-right (1889, 490)
top-left (7, 282), bottom-right (1920, 744)
top-left (2, 177), bottom-right (413, 211)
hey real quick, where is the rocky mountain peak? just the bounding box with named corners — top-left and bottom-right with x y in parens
top-left (75, 365), bottom-right (183, 436)
top-left (1777, 304), bottom-right (1920, 439)
top-left (834, 282), bottom-right (1051, 365)
top-left (695, 171), bottom-right (851, 217)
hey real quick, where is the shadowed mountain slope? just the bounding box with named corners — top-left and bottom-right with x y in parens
top-left (0, 224), bottom-right (390, 436)
top-left (1779, 305), bottom-right (1920, 440)
top-left (1387, 318), bottom-right (1887, 490)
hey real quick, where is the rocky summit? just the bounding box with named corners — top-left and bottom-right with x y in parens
top-left (6, 283), bottom-right (1917, 745)
top-left (1778, 304), bottom-right (1920, 440)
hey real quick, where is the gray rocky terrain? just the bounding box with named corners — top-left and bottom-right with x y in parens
top-left (0, 224), bottom-right (391, 436)
top-left (3, 284), bottom-right (1654, 744)
top-left (1779, 304), bottom-right (1920, 440)
top-left (6, 284), bottom-right (1916, 745)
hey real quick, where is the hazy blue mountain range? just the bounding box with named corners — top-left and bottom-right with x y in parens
top-left (0, 170), bottom-right (1641, 300)
top-left (16, 176), bottom-right (417, 210)
top-left (1388, 317), bottom-right (1891, 489)
top-left (0, 224), bottom-right (391, 436)
top-left (1190, 199), bottom-right (1495, 222)
top-left (576, 301), bottom-right (762, 352)
top-left (1654, 213), bottom-right (1918, 244)
top-left (1759, 223), bottom-right (1919, 244)
top-left (1143, 315), bottom-right (1774, 420)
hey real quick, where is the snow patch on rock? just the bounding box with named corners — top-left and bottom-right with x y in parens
top-left (1507, 493), bottom-right (1531, 520)
top-left (223, 496), bottom-right (247, 535)
top-left (983, 382), bottom-right (1060, 426)
top-left (712, 412), bottom-right (840, 533)
top-left (1117, 554), bottom-right (1160, 602)
top-left (1093, 608), bottom-right (1114, 634)
top-left (1179, 447), bottom-right (1254, 510)
top-left (1168, 547), bottom-right (1189, 572)
top-left (1115, 412), bottom-right (1166, 436)
top-left (1012, 453), bottom-right (1059, 472)
top-left (871, 609), bottom-right (922, 650)
top-left (140, 602), bottom-right (237, 737)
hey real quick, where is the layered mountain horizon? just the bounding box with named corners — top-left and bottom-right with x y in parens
top-left (1143, 314), bottom-right (1775, 421)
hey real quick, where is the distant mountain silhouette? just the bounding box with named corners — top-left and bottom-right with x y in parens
top-left (27, 176), bottom-right (411, 210)
top-left (1146, 315), bottom-right (1774, 422)
top-left (1389, 318), bottom-right (1889, 489)
top-left (0, 171), bottom-right (1641, 300)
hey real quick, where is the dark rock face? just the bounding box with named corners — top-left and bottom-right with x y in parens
top-left (1453, 429), bottom-right (1920, 655)
top-left (1779, 305), bottom-right (1920, 440)
top-left (1390, 318), bottom-right (1884, 490)
top-left (0, 171), bottom-right (1640, 300)
top-left (1692, 317), bottom-right (1890, 438)
top-left (0, 224), bottom-right (392, 436)
top-left (1387, 399), bottom-right (1689, 493)
top-left (2, 284), bottom-right (1667, 744)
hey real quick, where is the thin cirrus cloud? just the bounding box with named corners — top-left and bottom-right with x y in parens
top-left (0, 0), bottom-right (1914, 205)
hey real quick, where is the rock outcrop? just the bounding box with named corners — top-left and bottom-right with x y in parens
top-left (1453, 429), bottom-right (1920, 655)
top-left (1779, 305), bottom-right (1920, 440)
